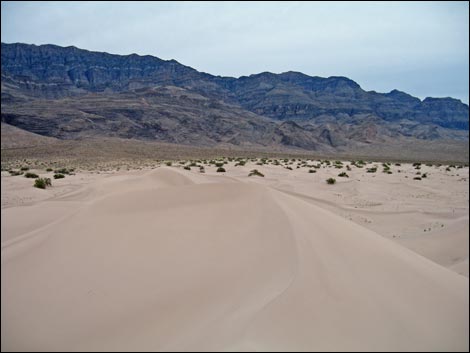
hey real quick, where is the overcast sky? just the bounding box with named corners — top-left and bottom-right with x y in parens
top-left (2, 1), bottom-right (469, 103)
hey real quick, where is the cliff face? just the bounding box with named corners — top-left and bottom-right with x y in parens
top-left (1, 42), bottom-right (468, 149)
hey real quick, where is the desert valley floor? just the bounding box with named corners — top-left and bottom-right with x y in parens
top-left (1, 159), bottom-right (469, 351)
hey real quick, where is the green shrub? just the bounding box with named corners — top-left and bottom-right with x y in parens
top-left (366, 167), bottom-right (377, 173)
top-left (216, 167), bottom-right (226, 172)
top-left (326, 178), bottom-right (336, 184)
top-left (445, 167), bottom-right (451, 171)
top-left (285, 166), bottom-right (293, 170)
top-left (8, 170), bottom-right (23, 176)
top-left (34, 177), bottom-right (52, 189)
top-left (235, 160), bottom-right (246, 166)
top-left (215, 162), bottom-right (225, 167)
top-left (165, 161), bottom-right (172, 166)
top-left (54, 173), bottom-right (65, 179)
top-left (183, 166), bottom-right (191, 170)
top-left (338, 172), bottom-right (349, 178)
top-left (20, 167), bottom-right (30, 171)
top-left (248, 169), bottom-right (264, 177)
top-left (422, 173), bottom-right (427, 178)
top-left (199, 166), bottom-right (205, 173)
top-left (24, 172), bottom-right (39, 178)
top-left (46, 168), bottom-right (53, 172)
top-left (413, 177), bottom-right (422, 180)
top-left (308, 169), bottom-right (316, 173)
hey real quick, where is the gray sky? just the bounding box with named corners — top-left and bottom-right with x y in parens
top-left (2, 1), bottom-right (469, 103)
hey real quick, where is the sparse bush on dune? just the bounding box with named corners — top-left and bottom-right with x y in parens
top-left (8, 170), bottom-right (23, 176)
top-left (46, 168), bottom-right (53, 172)
top-left (216, 167), bottom-right (226, 172)
top-left (165, 161), bottom-right (172, 166)
top-left (183, 166), bottom-right (191, 170)
top-left (413, 177), bottom-right (422, 180)
top-left (285, 166), bottom-right (293, 170)
top-left (20, 167), bottom-right (30, 171)
top-left (24, 172), bottom-right (39, 178)
top-left (54, 173), bottom-right (65, 179)
top-left (199, 166), bottom-right (205, 173)
top-left (395, 163), bottom-right (401, 166)
top-left (235, 160), bottom-right (246, 166)
top-left (326, 178), bottom-right (336, 184)
top-left (248, 169), bottom-right (264, 177)
top-left (366, 167), bottom-right (377, 173)
top-left (34, 177), bottom-right (52, 189)
top-left (308, 169), bottom-right (316, 173)
top-left (445, 167), bottom-right (451, 171)
top-left (215, 162), bottom-right (225, 167)
top-left (338, 172), bottom-right (349, 178)
top-left (422, 173), bottom-right (428, 178)
top-left (346, 165), bottom-right (351, 171)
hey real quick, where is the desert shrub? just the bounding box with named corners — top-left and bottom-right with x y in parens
top-left (426, 163), bottom-right (433, 167)
top-left (413, 162), bottom-right (421, 167)
top-left (285, 166), bottom-right (293, 170)
top-left (445, 167), bottom-right (451, 171)
top-left (165, 161), bottom-right (172, 166)
top-left (215, 162), bottom-right (225, 167)
top-left (183, 166), bottom-right (191, 170)
top-left (366, 167), bottom-right (377, 173)
top-left (20, 167), bottom-right (30, 171)
top-left (422, 173), bottom-right (427, 178)
top-left (395, 163), bottom-right (401, 166)
top-left (216, 167), bottom-right (226, 172)
top-left (34, 177), bottom-right (52, 189)
top-left (308, 169), bottom-right (316, 173)
top-left (416, 171), bottom-right (421, 175)
top-left (386, 171), bottom-right (392, 174)
top-left (189, 162), bottom-right (198, 167)
top-left (24, 172), bottom-right (39, 178)
top-left (199, 166), bottom-right (205, 173)
top-left (9, 170), bottom-right (23, 176)
top-left (338, 172), bottom-right (349, 178)
top-left (53, 173), bottom-right (64, 179)
top-left (326, 178), bottom-right (336, 184)
top-left (346, 165), bottom-right (351, 171)
top-left (248, 169), bottom-right (264, 177)
top-left (46, 168), bottom-right (53, 172)
top-left (413, 177), bottom-right (422, 180)
top-left (235, 160), bottom-right (246, 166)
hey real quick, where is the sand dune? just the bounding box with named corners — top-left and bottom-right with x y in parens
top-left (1, 168), bottom-right (468, 351)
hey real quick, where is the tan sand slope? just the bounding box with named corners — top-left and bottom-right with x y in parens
top-left (1, 168), bottom-right (468, 351)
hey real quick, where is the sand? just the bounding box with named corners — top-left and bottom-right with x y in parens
top-left (1, 161), bottom-right (468, 351)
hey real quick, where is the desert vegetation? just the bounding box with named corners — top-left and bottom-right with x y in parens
top-left (34, 177), bottom-right (52, 189)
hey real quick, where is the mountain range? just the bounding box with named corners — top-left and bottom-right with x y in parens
top-left (1, 42), bottom-right (468, 152)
